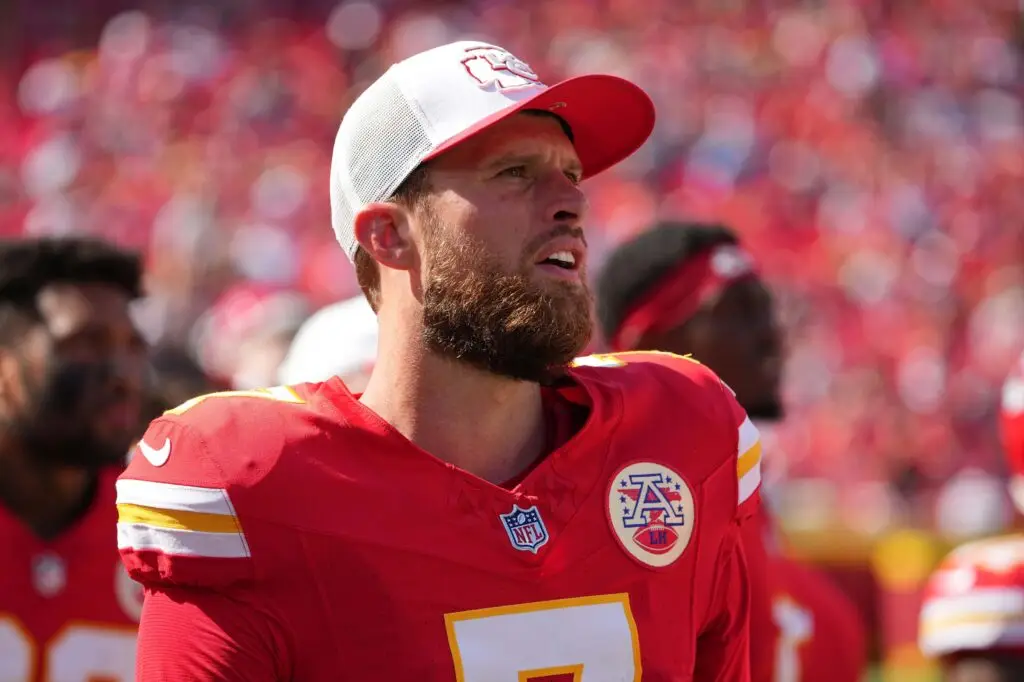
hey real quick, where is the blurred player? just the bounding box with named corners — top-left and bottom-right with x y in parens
top-left (140, 343), bottom-right (221, 428)
top-left (0, 237), bottom-right (147, 681)
top-left (918, 354), bottom-right (1024, 681)
top-left (597, 222), bottom-right (867, 682)
top-left (117, 42), bottom-right (764, 680)
top-left (276, 295), bottom-right (378, 392)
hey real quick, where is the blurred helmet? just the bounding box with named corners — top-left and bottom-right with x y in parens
top-left (1001, 352), bottom-right (1024, 511)
top-left (919, 535), bottom-right (1024, 658)
top-left (277, 295), bottom-right (378, 391)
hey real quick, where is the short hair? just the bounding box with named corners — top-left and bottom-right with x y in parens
top-left (352, 163), bottom-right (432, 313)
top-left (595, 221), bottom-right (739, 342)
top-left (0, 237), bottom-right (143, 345)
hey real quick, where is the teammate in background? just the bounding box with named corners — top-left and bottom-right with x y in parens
top-left (138, 343), bottom-right (222, 434)
top-left (0, 237), bottom-right (147, 681)
top-left (597, 222), bottom-right (867, 682)
top-left (118, 41), bottom-right (763, 680)
top-left (276, 295), bottom-right (378, 392)
top-left (918, 354), bottom-right (1024, 681)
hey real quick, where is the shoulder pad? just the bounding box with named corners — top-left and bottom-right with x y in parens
top-left (573, 351), bottom-right (762, 515)
top-left (117, 386), bottom-right (309, 589)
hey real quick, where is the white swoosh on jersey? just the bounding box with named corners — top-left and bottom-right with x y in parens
top-left (138, 438), bottom-right (171, 467)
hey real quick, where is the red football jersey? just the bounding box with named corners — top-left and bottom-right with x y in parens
top-left (767, 553), bottom-right (867, 682)
top-left (0, 467), bottom-right (140, 681)
top-left (750, 509), bottom-right (866, 682)
top-left (117, 352), bottom-right (764, 681)
top-left (920, 534), bottom-right (1024, 657)
top-left (739, 508), bottom-right (775, 682)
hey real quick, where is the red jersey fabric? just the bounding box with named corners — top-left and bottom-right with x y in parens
top-left (756, 510), bottom-right (867, 682)
top-left (740, 507), bottom-right (775, 682)
top-left (0, 466), bottom-right (140, 681)
top-left (117, 352), bottom-right (764, 681)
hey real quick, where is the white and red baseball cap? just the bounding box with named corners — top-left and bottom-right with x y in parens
top-left (330, 41), bottom-right (656, 260)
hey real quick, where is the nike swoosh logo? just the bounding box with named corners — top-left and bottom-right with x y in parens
top-left (138, 438), bottom-right (171, 467)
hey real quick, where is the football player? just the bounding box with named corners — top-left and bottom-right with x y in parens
top-left (0, 237), bottom-right (147, 681)
top-left (141, 343), bottom-right (222, 427)
top-left (118, 42), bottom-right (765, 680)
top-left (917, 354), bottom-right (1024, 681)
top-left (597, 222), bottom-right (868, 682)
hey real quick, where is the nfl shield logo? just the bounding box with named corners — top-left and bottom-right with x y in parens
top-left (499, 504), bottom-right (549, 554)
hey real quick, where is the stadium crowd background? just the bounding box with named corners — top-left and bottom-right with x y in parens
top-left (2, 0), bottom-right (1022, 676)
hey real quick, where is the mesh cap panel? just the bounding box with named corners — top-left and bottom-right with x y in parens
top-left (330, 72), bottom-right (434, 260)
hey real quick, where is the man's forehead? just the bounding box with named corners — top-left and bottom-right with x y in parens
top-left (36, 282), bottom-right (131, 325)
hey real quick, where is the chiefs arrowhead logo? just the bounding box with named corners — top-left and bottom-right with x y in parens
top-left (461, 46), bottom-right (544, 92)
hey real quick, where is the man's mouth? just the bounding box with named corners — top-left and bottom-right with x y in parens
top-left (537, 250), bottom-right (578, 270)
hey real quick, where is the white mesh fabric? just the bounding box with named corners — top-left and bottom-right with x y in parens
top-left (330, 71), bottom-right (434, 260)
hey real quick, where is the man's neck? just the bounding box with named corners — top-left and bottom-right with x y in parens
top-left (0, 434), bottom-right (97, 539)
top-left (359, 330), bottom-right (546, 485)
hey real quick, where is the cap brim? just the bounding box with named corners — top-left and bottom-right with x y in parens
top-left (424, 74), bottom-right (655, 178)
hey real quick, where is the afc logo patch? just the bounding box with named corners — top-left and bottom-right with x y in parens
top-left (608, 462), bottom-right (695, 568)
top-left (499, 503), bottom-right (549, 554)
top-left (462, 46), bottom-right (544, 92)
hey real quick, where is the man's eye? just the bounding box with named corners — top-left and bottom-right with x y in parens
top-left (499, 165), bottom-right (528, 178)
top-left (565, 171), bottom-right (582, 185)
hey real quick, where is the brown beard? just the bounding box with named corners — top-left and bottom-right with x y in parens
top-left (420, 220), bottom-right (593, 383)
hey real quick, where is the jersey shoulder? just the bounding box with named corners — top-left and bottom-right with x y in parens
top-left (571, 350), bottom-right (722, 394)
top-left (116, 384), bottom-right (331, 590)
top-left (571, 351), bottom-right (762, 512)
top-left (919, 533), bottom-right (1024, 657)
top-left (126, 384), bottom-right (320, 487)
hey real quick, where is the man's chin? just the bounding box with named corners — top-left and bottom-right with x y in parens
top-left (48, 438), bottom-right (132, 469)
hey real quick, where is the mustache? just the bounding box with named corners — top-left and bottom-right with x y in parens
top-left (524, 224), bottom-right (587, 257)
top-left (36, 360), bottom-right (135, 416)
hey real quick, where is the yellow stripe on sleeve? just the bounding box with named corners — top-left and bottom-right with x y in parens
top-left (737, 440), bottom-right (762, 479)
top-left (117, 503), bottom-right (242, 534)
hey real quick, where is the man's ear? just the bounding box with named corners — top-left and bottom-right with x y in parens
top-left (353, 203), bottom-right (416, 271)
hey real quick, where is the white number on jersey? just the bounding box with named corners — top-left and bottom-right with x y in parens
top-left (773, 596), bottom-right (814, 682)
top-left (0, 614), bottom-right (135, 682)
top-left (445, 594), bottom-right (641, 681)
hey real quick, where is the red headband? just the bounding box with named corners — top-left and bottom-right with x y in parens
top-left (609, 244), bottom-right (759, 351)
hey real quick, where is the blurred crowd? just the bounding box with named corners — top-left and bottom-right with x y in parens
top-left (1, 0), bottom-right (1023, 547)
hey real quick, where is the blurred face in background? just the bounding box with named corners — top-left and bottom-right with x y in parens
top-left (142, 344), bottom-right (222, 426)
top-left (642, 276), bottom-right (783, 420)
top-left (415, 112), bottom-right (593, 382)
top-left (0, 283), bottom-right (147, 468)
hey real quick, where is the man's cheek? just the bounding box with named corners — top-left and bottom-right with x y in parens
top-left (38, 361), bottom-right (113, 416)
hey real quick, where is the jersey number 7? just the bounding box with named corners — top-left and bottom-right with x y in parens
top-left (444, 594), bottom-right (642, 681)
